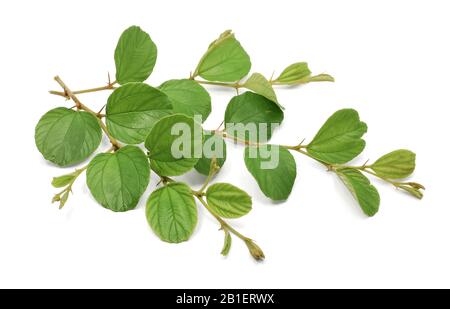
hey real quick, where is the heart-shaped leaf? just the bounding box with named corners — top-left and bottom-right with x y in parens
top-left (224, 92), bottom-right (283, 143)
top-left (86, 146), bottom-right (150, 212)
top-left (35, 107), bottom-right (102, 166)
top-left (194, 30), bottom-right (251, 82)
top-left (244, 145), bottom-right (297, 201)
top-left (106, 82), bottom-right (172, 144)
top-left (146, 182), bottom-right (197, 243)
top-left (307, 109), bottom-right (367, 164)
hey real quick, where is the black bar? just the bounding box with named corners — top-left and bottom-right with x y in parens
top-left (0, 289), bottom-right (446, 307)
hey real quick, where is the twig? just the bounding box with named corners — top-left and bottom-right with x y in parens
top-left (53, 76), bottom-right (121, 150)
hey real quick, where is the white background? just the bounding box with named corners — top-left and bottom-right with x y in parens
top-left (0, 0), bottom-right (449, 288)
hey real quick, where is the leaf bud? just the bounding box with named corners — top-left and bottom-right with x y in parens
top-left (245, 239), bottom-right (265, 261)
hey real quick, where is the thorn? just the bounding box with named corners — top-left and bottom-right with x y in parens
top-left (269, 71), bottom-right (275, 82)
top-left (215, 120), bottom-right (224, 131)
top-left (97, 104), bottom-right (106, 114)
top-left (107, 72), bottom-right (111, 85)
top-left (363, 159), bottom-right (370, 167)
top-left (297, 138), bottom-right (306, 147)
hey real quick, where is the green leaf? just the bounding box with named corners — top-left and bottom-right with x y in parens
top-left (206, 183), bottom-right (252, 218)
top-left (146, 182), bottom-right (197, 243)
top-left (221, 231), bottom-right (232, 256)
top-left (145, 114), bottom-right (203, 162)
top-left (307, 74), bottom-right (335, 82)
top-left (243, 73), bottom-right (281, 109)
top-left (273, 63), bottom-right (334, 84)
top-left (274, 62), bottom-right (311, 84)
top-left (159, 79), bottom-right (211, 121)
top-left (194, 30), bottom-right (251, 82)
top-left (114, 26), bottom-right (157, 84)
top-left (195, 131), bottom-right (227, 176)
top-left (370, 149), bottom-right (416, 179)
top-left (244, 145), bottom-right (297, 200)
top-left (336, 168), bottom-right (380, 217)
top-left (51, 170), bottom-right (82, 188)
top-left (224, 92), bottom-right (284, 142)
top-left (51, 174), bottom-right (75, 188)
top-left (306, 109), bottom-right (367, 164)
top-left (86, 146), bottom-right (150, 212)
top-left (35, 107), bottom-right (102, 166)
top-left (151, 157), bottom-right (199, 176)
top-left (106, 82), bottom-right (172, 144)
